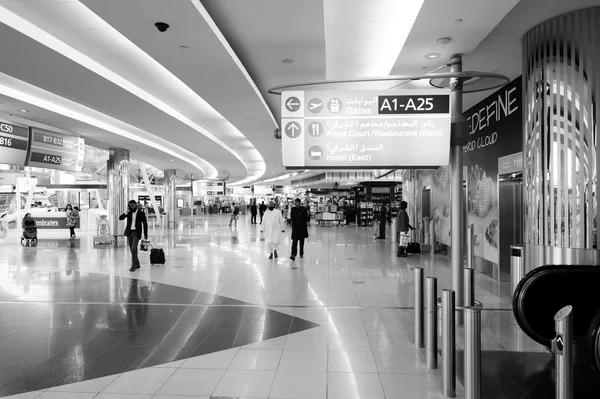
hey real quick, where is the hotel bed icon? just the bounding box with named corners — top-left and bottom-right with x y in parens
top-left (309, 146), bottom-right (323, 160)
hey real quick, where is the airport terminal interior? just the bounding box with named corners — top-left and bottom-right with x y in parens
top-left (1, 0), bottom-right (600, 398)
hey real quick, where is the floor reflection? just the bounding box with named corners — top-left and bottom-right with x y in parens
top-left (0, 273), bottom-right (319, 397)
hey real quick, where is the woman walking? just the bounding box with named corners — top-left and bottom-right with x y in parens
top-left (65, 204), bottom-right (79, 240)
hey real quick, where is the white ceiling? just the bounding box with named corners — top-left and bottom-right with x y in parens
top-left (0, 0), bottom-right (597, 185)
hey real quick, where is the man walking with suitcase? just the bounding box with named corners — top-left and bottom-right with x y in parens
top-left (120, 200), bottom-right (149, 271)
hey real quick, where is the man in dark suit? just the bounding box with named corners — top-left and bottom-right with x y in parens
top-left (259, 201), bottom-right (267, 223)
top-left (119, 200), bottom-right (148, 271)
top-left (290, 198), bottom-right (309, 263)
top-left (250, 202), bottom-right (258, 224)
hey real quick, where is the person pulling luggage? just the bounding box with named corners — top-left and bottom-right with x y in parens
top-left (119, 200), bottom-right (149, 271)
top-left (397, 201), bottom-right (415, 257)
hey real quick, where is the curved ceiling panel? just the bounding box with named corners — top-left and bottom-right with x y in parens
top-left (0, 73), bottom-right (216, 177)
top-left (0, 0), bottom-right (275, 184)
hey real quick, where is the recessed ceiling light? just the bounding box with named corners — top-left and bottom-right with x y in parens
top-left (425, 53), bottom-right (441, 59)
top-left (454, 19), bottom-right (463, 24)
top-left (282, 59), bottom-right (294, 64)
top-left (19, 109), bottom-right (29, 112)
top-left (246, 118), bottom-right (254, 122)
top-left (179, 45), bottom-right (188, 50)
top-left (170, 159), bottom-right (174, 162)
top-left (421, 66), bottom-right (429, 69)
top-left (436, 37), bottom-right (451, 45)
top-left (225, 93), bottom-right (232, 96)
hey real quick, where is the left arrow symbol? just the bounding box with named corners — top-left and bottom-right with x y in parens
top-left (285, 96), bottom-right (301, 112)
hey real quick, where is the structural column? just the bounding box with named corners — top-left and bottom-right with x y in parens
top-left (107, 148), bottom-right (130, 236)
top-left (523, 7), bottom-right (600, 268)
top-left (450, 55), bottom-right (467, 323)
top-left (164, 169), bottom-right (178, 228)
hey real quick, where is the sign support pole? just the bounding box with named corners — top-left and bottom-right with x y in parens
top-left (450, 55), bottom-right (466, 325)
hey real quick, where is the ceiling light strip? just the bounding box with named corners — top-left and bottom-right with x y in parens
top-left (323, 0), bottom-right (424, 79)
top-left (189, 0), bottom-right (278, 128)
top-left (0, 5), bottom-right (262, 183)
top-left (0, 82), bottom-right (218, 178)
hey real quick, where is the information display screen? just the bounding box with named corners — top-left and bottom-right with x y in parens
top-left (26, 127), bottom-right (85, 172)
top-left (0, 121), bottom-right (29, 166)
top-left (281, 90), bottom-right (451, 169)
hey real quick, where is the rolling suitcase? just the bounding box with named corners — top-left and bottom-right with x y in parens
top-left (149, 244), bottom-right (166, 265)
top-left (406, 229), bottom-right (421, 254)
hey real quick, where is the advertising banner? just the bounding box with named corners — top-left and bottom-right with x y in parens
top-left (0, 121), bottom-right (29, 166)
top-left (463, 77), bottom-right (523, 264)
top-left (281, 90), bottom-right (451, 169)
top-left (26, 127), bottom-right (85, 172)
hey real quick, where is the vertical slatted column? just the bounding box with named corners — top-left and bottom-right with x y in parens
top-left (523, 7), bottom-right (600, 250)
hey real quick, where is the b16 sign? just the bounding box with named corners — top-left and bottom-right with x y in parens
top-left (26, 127), bottom-right (85, 172)
top-left (281, 90), bottom-right (451, 169)
top-left (0, 121), bottom-right (29, 166)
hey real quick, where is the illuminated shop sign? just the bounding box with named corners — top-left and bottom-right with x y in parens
top-left (0, 122), bottom-right (29, 166)
top-left (281, 90), bottom-right (451, 169)
top-left (26, 127), bottom-right (85, 172)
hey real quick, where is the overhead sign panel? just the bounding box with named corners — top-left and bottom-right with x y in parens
top-left (0, 121), bottom-right (29, 166)
top-left (281, 90), bottom-right (451, 169)
top-left (26, 127), bottom-right (85, 172)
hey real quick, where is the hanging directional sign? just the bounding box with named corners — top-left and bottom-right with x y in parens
top-left (281, 90), bottom-right (452, 169)
top-left (25, 127), bottom-right (85, 172)
top-left (0, 121), bottom-right (29, 166)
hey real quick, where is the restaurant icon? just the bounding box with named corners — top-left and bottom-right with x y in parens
top-left (308, 146), bottom-right (323, 160)
top-left (308, 122), bottom-right (323, 137)
top-left (328, 98), bottom-right (342, 113)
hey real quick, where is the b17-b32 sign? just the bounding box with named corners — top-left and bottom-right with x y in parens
top-left (281, 90), bottom-right (451, 169)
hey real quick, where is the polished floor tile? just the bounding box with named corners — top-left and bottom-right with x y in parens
top-left (155, 368), bottom-right (225, 396)
top-left (213, 369), bottom-right (276, 397)
top-left (269, 371), bottom-right (327, 399)
top-left (230, 349), bottom-right (282, 370)
top-left (0, 215), bottom-right (542, 399)
top-left (328, 350), bottom-right (378, 373)
top-left (328, 372), bottom-right (385, 399)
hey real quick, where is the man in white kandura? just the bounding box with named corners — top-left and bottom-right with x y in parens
top-left (261, 200), bottom-right (285, 260)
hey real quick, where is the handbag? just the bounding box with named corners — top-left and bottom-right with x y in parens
top-left (140, 239), bottom-right (151, 252)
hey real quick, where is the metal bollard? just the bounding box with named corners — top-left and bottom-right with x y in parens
top-left (554, 306), bottom-right (573, 399)
top-left (510, 245), bottom-right (523, 295)
top-left (442, 289), bottom-right (456, 398)
top-left (426, 277), bottom-right (438, 369)
top-left (430, 219), bottom-right (436, 255)
top-left (414, 267), bottom-right (425, 349)
top-left (464, 305), bottom-right (482, 399)
top-left (464, 268), bottom-right (475, 308)
top-left (467, 224), bottom-right (474, 269)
